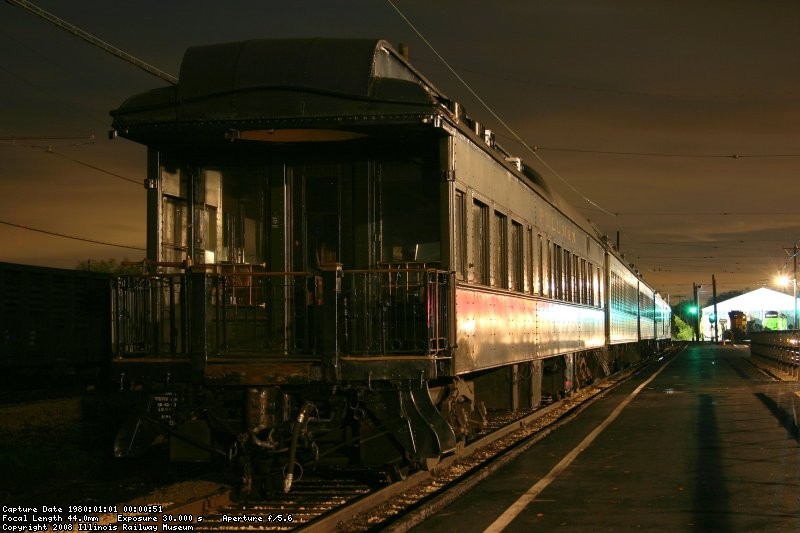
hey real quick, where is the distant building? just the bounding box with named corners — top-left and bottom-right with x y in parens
top-left (700, 287), bottom-right (798, 340)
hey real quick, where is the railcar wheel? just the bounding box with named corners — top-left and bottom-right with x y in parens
top-left (436, 378), bottom-right (486, 441)
top-left (386, 461), bottom-right (410, 481)
top-left (420, 455), bottom-right (440, 471)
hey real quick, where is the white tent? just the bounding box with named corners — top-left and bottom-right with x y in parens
top-left (699, 287), bottom-right (798, 340)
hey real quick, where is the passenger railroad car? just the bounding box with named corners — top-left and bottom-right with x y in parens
top-left (108, 39), bottom-right (671, 492)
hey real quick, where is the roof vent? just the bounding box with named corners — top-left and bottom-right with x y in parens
top-left (398, 42), bottom-right (409, 60)
top-left (472, 120), bottom-right (483, 137)
top-left (483, 129), bottom-right (495, 147)
top-left (505, 157), bottom-right (522, 171)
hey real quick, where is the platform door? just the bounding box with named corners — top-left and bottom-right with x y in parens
top-left (290, 163), bottom-right (374, 273)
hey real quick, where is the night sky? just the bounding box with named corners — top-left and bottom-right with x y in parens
top-left (2, 1), bottom-right (799, 302)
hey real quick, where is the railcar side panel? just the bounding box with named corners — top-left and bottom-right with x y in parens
top-left (654, 295), bottom-right (671, 340)
top-left (453, 286), bottom-right (604, 374)
top-left (448, 131), bottom-right (607, 372)
top-left (534, 298), bottom-right (605, 358)
top-left (607, 253), bottom-right (639, 344)
top-left (638, 283), bottom-right (656, 340)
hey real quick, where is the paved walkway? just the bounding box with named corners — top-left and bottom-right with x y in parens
top-left (415, 344), bottom-right (800, 532)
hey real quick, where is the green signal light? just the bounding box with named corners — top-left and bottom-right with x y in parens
top-left (688, 306), bottom-right (698, 315)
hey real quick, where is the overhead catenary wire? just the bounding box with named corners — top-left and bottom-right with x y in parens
top-left (408, 58), bottom-right (800, 160)
top-left (4, 139), bottom-right (144, 186)
top-left (0, 28), bottom-right (122, 128)
top-left (385, 1), bottom-right (796, 291)
top-left (609, 211), bottom-right (799, 216)
top-left (631, 240), bottom-right (791, 248)
top-left (0, 135), bottom-right (95, 142)
top-left (385, 0), bottom-right (614, 217)
top-left (3, 2), bottom-right (788, 289)
top-left (494, 132), bottom-right (800, 159)
top-left (34, 145), bottom-right (143, 186)
top-left (409, 54), bottom-right (782, 104)
top-left (0, 218), bottom-right (144, 250)
top-left (0, 4), bottom-right (170, 259)
top-left (0, 135), bottom-right (144, 185)
top-left (531, 145), bottom-right (800, 159)
top-left (5, 0), bottom-right (178, 84)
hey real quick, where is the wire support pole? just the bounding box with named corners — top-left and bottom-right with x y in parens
top-left (781, 244), bottom-right (799, 330)
top-left (784, 243), bottom-right (797, 329)
top-left (6, 0), bottom-right (178, 84)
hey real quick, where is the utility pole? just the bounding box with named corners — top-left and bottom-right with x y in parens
top-left (712, 275), bottom-right (719, 343)
top-left (692, 282), bottom-right (700, 341)
top-left (782, 244), bottom-right (798, 330)
top-left (794, 244), bottom-right (798, 330)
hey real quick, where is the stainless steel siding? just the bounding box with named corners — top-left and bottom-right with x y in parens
top-left (608, 254), bottom-right (639, 344)
top-left (453, 286), bottom-right (605, 374)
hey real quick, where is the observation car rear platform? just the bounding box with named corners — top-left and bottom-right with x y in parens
top-left (108, 38), bottom-right (670, 493)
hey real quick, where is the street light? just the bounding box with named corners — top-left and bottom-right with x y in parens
top-left (777, 243), bottom-right (798, 330)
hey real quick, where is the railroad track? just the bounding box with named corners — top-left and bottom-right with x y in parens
top-left (82, 353), bottom-right (675, 532)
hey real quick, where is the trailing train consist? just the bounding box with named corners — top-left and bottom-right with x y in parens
top-left (109, 39), bottom-right (671, 492)
top-left (0, 262), bottom-right (110, 386)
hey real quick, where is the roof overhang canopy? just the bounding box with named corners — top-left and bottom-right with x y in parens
top-left (110, 39), bottom-right (445, 146)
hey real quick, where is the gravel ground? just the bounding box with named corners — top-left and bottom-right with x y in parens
top-left (0, 391), bottom-right (217, 507)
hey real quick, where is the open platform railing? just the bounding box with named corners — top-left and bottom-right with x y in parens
top-left (341, 267), bottom-right (451, 356)
top-left (111, 266), bottom-right (453, 360)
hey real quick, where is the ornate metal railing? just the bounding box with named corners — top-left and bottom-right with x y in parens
top-left (112, 266), bottom-right (453, 359)
top-left (112, 274), bottom-right (186, 356)
top-left (341, 267), bottom-right (451, 356)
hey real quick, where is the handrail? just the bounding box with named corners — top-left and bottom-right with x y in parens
top-left (112, 267), bottom-right (454, 359)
